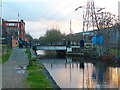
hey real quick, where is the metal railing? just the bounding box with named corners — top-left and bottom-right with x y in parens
top-left (33, 41), bottom-right (82, 46)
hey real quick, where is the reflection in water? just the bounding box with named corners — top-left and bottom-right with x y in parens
top-left (105, 67), bottom-right (120, 88)
top-left (37, 50), bottom-right (120, 88)
top-left (36, 50), bottom-right (46, 56)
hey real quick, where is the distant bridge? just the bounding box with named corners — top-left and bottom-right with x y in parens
top-left (33, 41), bottom-right (88, 52)
top-left (36, 46), bottom-right (67, 50)
top-left (36, 45), bottom-right (81, 52)
top-left (31, 25), bottom-right (120, 53)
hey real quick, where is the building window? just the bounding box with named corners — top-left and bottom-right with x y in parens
top-left (15, 28), bottom-right (18, 32)
top-left (6, 27), bottom-right (9, 32)
top-left (10, 27), bottom-right (14, 31)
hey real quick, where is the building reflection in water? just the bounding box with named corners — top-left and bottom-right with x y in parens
top-left (104, 67), bottom-right (120, 88)
top-left (40, 57), bottom-right (120, 88)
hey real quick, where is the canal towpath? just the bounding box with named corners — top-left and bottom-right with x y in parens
top-left (2, 47), bottom-right (29, 88)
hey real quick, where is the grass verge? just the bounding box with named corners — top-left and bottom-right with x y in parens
top-left (26, 49), bottom-right (52, 88)
top-left (1, 49), bottom-right (12, 64)
top-left (110, 49), bottom-right (120, 56)
top-left (26, 48), bottom-right (31, 60)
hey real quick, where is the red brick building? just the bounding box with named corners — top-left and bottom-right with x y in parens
top-left (2, 19), bottom-right (26, 47)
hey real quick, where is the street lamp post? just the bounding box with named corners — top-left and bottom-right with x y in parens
top-left (0, 0), bottom-right (2, 38)
top-left (70, 19), bottom-right (72, 44)
top-left (18, 13), bottom-right (19, 40)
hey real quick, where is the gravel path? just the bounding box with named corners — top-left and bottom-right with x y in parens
top-left (2, 47), bottom-right (29, 88)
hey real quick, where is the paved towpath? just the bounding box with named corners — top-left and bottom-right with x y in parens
top-left (2, 47), bottom-right (29, 88)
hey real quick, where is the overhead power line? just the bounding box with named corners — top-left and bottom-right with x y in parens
top-left (37, 0), bottom-right (81, 26)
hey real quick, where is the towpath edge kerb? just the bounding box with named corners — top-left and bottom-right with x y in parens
top-left (30, 49), bottom-right (60, 88)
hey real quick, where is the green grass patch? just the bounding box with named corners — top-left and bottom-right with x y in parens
top-left (1, 49), bottom-right (12, 64)
top-left (26, 48), bottom-right (31, 59)
top-left (26, 61), bottom-right (51, 88)
top-left (26, 48), bottom-right (52, 88)
top-left (27, 71), bottom-right (51, 88)
top-left (110, 49), bottom-right (120, 56)
top-left (27, 61), bottom-right (43, 70)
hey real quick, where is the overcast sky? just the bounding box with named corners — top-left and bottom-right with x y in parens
top-left (2, 0), bottom-right (120, 39)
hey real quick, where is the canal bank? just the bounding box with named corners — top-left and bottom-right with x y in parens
top-left (27, 49), bottom-right (60, 88)
top-left (66, 47), bottom-right (120, 62)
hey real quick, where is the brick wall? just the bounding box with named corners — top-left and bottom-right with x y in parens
top-left (12, 39), bottom-right (18, 47)
top-left (2, 19), bottom-right (26, 41)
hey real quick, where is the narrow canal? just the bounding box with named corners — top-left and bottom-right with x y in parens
top-left (37, 50), bottom-right (120, 88)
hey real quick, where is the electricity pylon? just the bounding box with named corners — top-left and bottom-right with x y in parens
top-left (75, 0), bottom-right (105, 33)
top-left (75, 0), bottom-right (118, 56)
top-left (75, 0), bottom-right (118, 33)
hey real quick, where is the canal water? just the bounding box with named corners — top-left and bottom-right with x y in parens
top-left (37, 50), bottom-right (120, 88)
